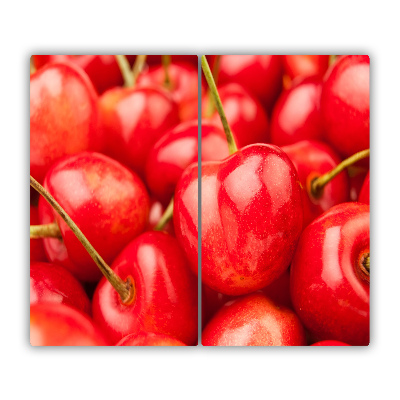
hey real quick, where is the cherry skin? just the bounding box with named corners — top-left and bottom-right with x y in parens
top-left (320, 55), bottom-right (370, 159)
top-left (30, 303), bottom-right (109, 346)
top-left (202, 292), bottom-right (307, 346)
top-left (145, 119), bottom-right (229, 205)
top-left (203, 83), bottom-right (269, 148)
top-left (92, 231), bottom-right (198, 345)
top-left (136, 62), bottom-right (202, 121)
top-left (30, 261), bottom-right (91, 315)
top-left (100, 86), bottom-right (180, 178)
top-left (282, 140), bottom-right (350, 228)
top-left (32, 55), bottom-right (126, 94)
top-left (290, 202), bottom-right (370, 345)
top-left (270, 77), bottom-right (324, 146)
top-left (311, 340), bottom-right (350, 346)
top-left (202, 268), bottom-right (292, 328)
top-left (116, 331), bottom-right (186, 346)
top-left (358, 171), bottom-right (370, 205)
top-left (39, 151), bottom-right (150, 282)
top-left (174, 144), bottom-right (303, 296)
top-left (212, 55), bottom-right (283, 113)
top-left (282, 55), bottom-right (330, 81)
top-left (30, 205), bottom-right (47, 262)
top-left (30, 62), bottom-right (101, 184)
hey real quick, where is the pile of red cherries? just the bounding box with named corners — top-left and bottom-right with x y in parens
top-left (30, 54), bottom-right (369, 346)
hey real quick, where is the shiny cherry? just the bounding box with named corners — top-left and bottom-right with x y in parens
top-left (282, 140), bottom-right (349, 228)
top-left (100, 86), bottom-right (180, 178)
top-left (202, 292), bottom-right (306, 346)
top-left (202, 268), bottom-right (292, 327)
top-left (290, 202), bottom-right (370, 345)
top-left (145, 119), bottom-right (229, 205)
top-left (137, 62), bottom-right (202, 121)
top-left (212, 55), bottom-right (283, 113)
top-left (30, 62), bottom-right (101, 184)
top-left (30, 261), bottom-right (91, 315)
top-left (270, 77), bottom-right (324, 146)
top-left (320, 55), bottom-right (370, 158)
top-left (92, 231), bottom-right (198, 345)
top-left (116, 331), bottom-right (186, 346)
top-left (204, 83), bottom-right (269, 148)
top-left (283, 55), bottom-right (329, 81)
top-left (32, 55), bottom-right (127, 94)
top-left (30, 303), bottom-right (109, 346)
top-left (39, 152), bottom-right (150, 282)
top-left (174, 143), bottom-right (303, 296)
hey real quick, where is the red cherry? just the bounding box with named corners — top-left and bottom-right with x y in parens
top-left (202, 268), bottom-right (293, 328)
top-left (137, 62), bottom-right (202, 121)
top-left (92, 231), bottom-right (198, 345)
top-left (320, 55), bottom-right (370, 158)
top-left (214, 55), bottom-right (283, 113)
top-left (30, 62), bottom-right (101, 184)
top-left (204, 83), bottom-right (269, 148)
top-left (100, 86), bottom-right (180, 178)
top-left (270, 77), bottom-right (324, 146)
top-left (39, 152), bottom-right (150, 282)
top-left (116, 331), bottom-right (186, 346)
top-left (290, 202), bottom-right (370, 345)
top-left (282, 140), bottom-right (350, 228)
top-left (145, 120), bottom-right (229, 205)
top-left (32, 55), bottom-right (126, 94)
top-left (202, 292), bottom-right (306, 346)
top-left (30, 303), bottom-right (109, 346)
top-left (30, 206), bottom-right (47, 262)
top-left (283, 55), bottom-right (329, 81)
top-left (311, 340), bottom-right (351, 346)
top-left (174, 144), bottom-right (303, 296)
top-left (30, 261), bottom-right (91, 315)
top-left (358, 171), bottom-right (370, 205)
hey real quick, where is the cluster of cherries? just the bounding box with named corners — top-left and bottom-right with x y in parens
top-left (30, 54), bottom-right (370, 346)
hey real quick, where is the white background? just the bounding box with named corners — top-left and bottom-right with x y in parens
top-left (1, 1), bottom-right (399, 398)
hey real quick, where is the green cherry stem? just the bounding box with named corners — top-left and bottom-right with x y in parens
top-left (30, 222), bottom-right (61, 239)
top-left (154, 197), bottom-right (174, 231)
top-left (329, 54), bottom-right (338, 65)
top-left (311, 149), bottom-right (370, 198)
top-left (115, 55), bottom-right (135, 88)
top-left (30, 175), bottom-right (135, 305)
top-left (201, 55), bottom-right (237, 155)
top-left (205, 55), bottom-right (221, 118)
top-left (131, 55), bottom-right (147, 86)
top-left (162, 55), bottom-right (172, 88)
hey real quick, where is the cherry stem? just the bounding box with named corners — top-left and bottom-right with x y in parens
top-left (311, 149), bottom-right (370, 198)
top-left (205, 55), bottom-right (221, 118)
top-left (30, 176), bottom-right (135, 304)
top-left (162, 55), bottom-right (172, 88)
top-left (115, 55), bottom-right (135, 88)
top-left (363, 254), bottom-right (370, 275)
top-left (201, 55), bottom-right (237, 155)
top-left (329, 54), bottom-right (338, 65)
top-left (154, 197), bottom-right (174, 231)
top-left (131, 55), bottom-right (147, 86)
top-left (30, 222), bottom-right (61, 239)
top-left (30, 57), bottom-right (36, 74)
